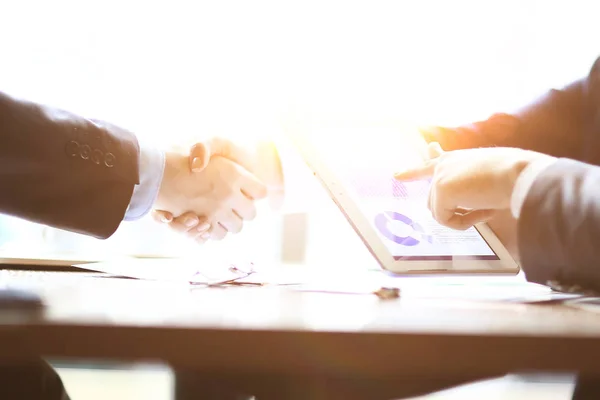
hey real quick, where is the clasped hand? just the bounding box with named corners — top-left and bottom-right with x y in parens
top-left (153, 137), bottom-right (283, 243)
top-left (152, 131), bottom-right (553, 242)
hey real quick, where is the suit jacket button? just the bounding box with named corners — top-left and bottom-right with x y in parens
top-left (65, 141), bottom-right (79, 157)
top-left (105, 152), bottom-right (115, 168)
top-left (92, 149), bottom-right (103, 165)
top-left (80, 144), bottom-right (91, 160)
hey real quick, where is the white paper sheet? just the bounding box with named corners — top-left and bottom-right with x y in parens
top-left (78, 259), bottom-right (583, 303)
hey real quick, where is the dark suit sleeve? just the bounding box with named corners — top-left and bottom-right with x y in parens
top-left (518, 159), bottom-right (600, 291)
top-left (423, 58), bottom-right (598, 159)
top-left (0, 91), bottom-right (140, 239)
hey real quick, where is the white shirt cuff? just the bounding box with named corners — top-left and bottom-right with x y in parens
top-left (510, 156), bottom-right (558, 219)
top-left (124, 142), bottom-right (166, 221)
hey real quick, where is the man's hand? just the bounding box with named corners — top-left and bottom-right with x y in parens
top-left (154, 150), bottom-right (267, 241)
top-left (152, 137), bottom-right (283, 242)
top-left (152, 211), bottom-right (213, 245)
top-left (394, 142), bottom-right (553, 230)
top-left (188, 137), bottom-right (257, 174)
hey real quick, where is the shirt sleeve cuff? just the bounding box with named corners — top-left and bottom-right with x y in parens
top-left (123, 142), bottom-right (166, 221)
top-left (510, 156), bottom-right (558, 219)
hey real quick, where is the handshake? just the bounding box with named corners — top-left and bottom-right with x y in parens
top-left (151, 137), bottom-right (284, 244)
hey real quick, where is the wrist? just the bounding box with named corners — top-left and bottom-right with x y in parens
top-left (155, 150), bottom-right (188, 212)
top-left (509, 151), bottom-right (558, 218)
top-left (510, 153), bottom-right (535, 190)
top-left (123, 141), bottom-right (166, 221)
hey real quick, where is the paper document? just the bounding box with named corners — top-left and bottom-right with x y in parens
top-left (291, 271), bottom-right (583, 303)
top-left (77, 258), bottom-right (306, 286)
top-left (78, 258), bottom-right (256, 285)
top-left (79, 259), bottom-right (583, 304)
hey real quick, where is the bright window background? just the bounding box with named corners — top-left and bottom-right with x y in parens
top-left (0, 0), bottom-right (598, 267)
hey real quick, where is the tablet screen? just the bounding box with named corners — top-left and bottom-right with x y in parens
top-left (312, 129), bottom-right (499, 261)
top-left (345, 174), bottom-right (499, 261)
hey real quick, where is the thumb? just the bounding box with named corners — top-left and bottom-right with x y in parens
top-left (151, 209), bottom-right (174, 223)
top-left (189, 142), bottom-right (209, 172)
top-left (427, 142), bottom-right (444, 160)
top-left (189, 137), bottom-right (233, 172)
top-left (189, 137), bottom-right (255, 173)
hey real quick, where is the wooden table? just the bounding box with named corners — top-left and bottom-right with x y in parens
top-left (0, 270), bottom-right (599, 399)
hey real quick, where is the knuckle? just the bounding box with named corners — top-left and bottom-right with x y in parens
top-left (433, 213), bottom-right (451, 228)
top-left (448, 217), bottom-right (470, 231)
top-left (435, 176), bottom-right (452, 194)
top-left (211, 225), bottom-right (227, 241)
top-left (171, 223), bottom-right (188, 233)
top-left (454, 223), bottom-right (470, 231)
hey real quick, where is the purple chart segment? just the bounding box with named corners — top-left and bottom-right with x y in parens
top-left (374, 211), bottom-right (433, 246)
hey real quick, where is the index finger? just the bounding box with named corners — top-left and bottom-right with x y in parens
top-left (393, 160), bottom-right (436, 181)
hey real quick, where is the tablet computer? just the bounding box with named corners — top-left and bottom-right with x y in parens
top-left (286, 122), bottom-right (519, 275)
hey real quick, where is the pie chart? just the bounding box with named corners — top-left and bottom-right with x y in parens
top-left (374, 211), bottom-right (433, 246)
